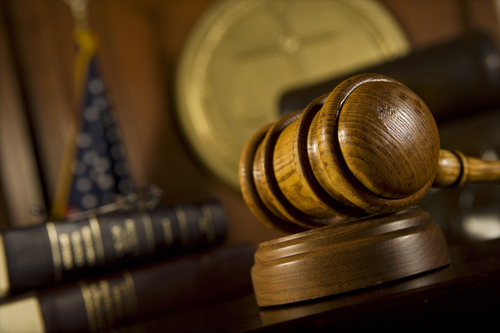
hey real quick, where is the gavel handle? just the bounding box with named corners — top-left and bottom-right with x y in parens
top-left (433, 149), bottom-right (500, 187)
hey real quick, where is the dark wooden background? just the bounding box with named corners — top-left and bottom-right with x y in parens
top-left (0, 0), bottom-right (498, 247)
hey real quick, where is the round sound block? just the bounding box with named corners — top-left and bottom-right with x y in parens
top-left (251, 207), bottom-right (450, 307)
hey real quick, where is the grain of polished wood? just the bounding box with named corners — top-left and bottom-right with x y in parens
top-left (238, 74), bottom-right (461, 306)
top-left (433, 149), bottom-right (500, 187)
top-left (272, 96), bottom-right (364, 224)
top-left (239, 73), bottom-right (500, 232)
top-left (251, 207), bottom-right (450, 306)
top-left (311, 75), bottom-right (438, 215)
top-left (239, 113), bottom-right (309, 234)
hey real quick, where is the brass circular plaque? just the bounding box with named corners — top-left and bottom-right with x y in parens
top-left (176, 0), bottom-right (410, 190)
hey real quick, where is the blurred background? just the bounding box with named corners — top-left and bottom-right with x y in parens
top-left (1, 0), bottom-right (500, 248)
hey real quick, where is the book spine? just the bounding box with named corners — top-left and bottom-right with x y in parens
top-left (0, 243), bottom-right (254, 333)
top-left (0, 201), bottom-right (227, 296)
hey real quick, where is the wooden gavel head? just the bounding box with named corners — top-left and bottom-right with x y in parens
top-left (239, 73), bottom-right (500, 233)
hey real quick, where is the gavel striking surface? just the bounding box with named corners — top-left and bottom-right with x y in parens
top-left (251, 207), bottom-right (449, 306)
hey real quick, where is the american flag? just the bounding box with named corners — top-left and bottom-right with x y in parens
top-left (65, 56), bottom-right (135, 216)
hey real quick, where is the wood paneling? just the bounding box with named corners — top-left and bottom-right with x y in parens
top-left (382, 0), bottom-right (500, 48)
top-left (0, 4), bottom-right (45, 227)
top-left (5, 1), bottom-right (75, 203)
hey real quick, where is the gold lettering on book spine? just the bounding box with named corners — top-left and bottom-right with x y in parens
top-left (71, 231), bottom-right (85, 267)
top-left (124, 219), bottom-right (140, 256)
top-left (79, 280), bottom-right (97, 332)
top-left (59, 233), bottom-right (74, 270)
top-left (81, 226), bottom-right (96, 266)
top-left (111, 225), bottom-right (125, 257)
top-left (111, 284), bottom-right (124, 318)
top-left (99, 280), bottom-right (114, 325)
top-left (122, 271), bottom-right (138, 312)
top-left (89, 282), bottom-right (104, 329)
top-left (79, 274), bottom-right (138, 332)
top-left (89, 216), bottom-right (105, 266)
top-left (111, 220), bottom-right (140, 258)
top-left (46, 222), bottom-right (63, 282)
top-left (47, 221), bottom-right (101, 276)
top-left (161, 218), bottom-right (174, 246)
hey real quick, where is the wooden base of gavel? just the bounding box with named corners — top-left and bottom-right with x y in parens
top-left (239, 74), bottom-right (500, 307)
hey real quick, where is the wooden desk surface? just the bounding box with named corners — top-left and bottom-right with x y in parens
top-left (125, 234), bottom-right (500, 332)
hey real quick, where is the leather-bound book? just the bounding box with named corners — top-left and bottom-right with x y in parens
top-left (0, 201), bottom-right (228, 297)
top-left (0, 243), bottom-right (254, 333)
top-left (280, 30), bottom-right (500, 124)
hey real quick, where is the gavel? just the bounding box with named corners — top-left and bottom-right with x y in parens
top-left (239, 73), bottom-right (500, 233)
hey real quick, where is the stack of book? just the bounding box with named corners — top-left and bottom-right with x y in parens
top-left (0, 201), bottom-right (255, 332)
